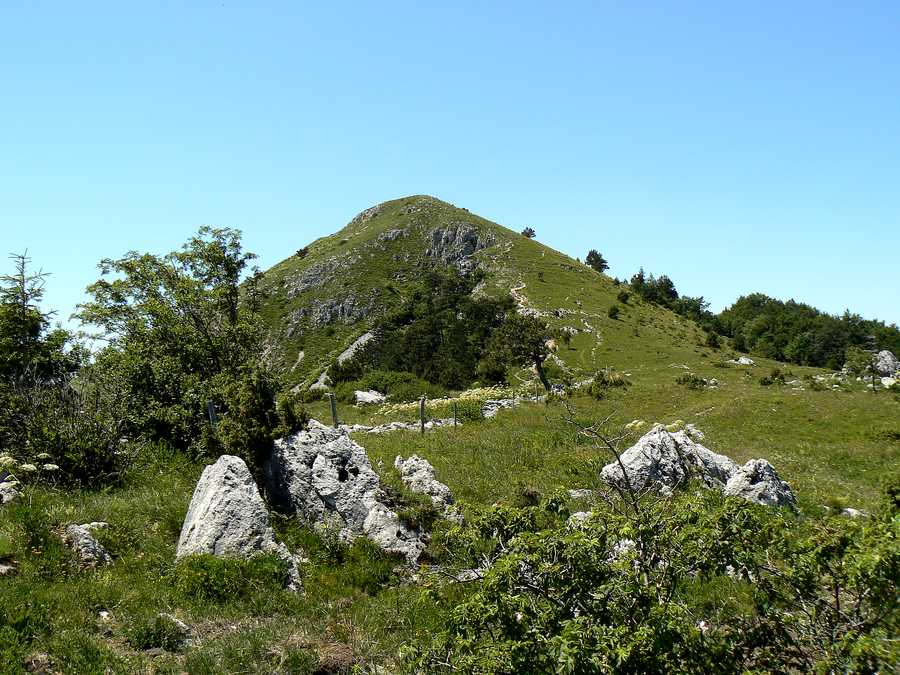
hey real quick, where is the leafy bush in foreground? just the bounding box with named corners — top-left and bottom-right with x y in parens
top-left (407, 481), bottom-right (899, 673)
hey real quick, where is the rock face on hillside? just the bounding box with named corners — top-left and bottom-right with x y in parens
top-left (874, 350), bottom-right (899, 376)
top-left (601, 424), bottom-right (795, 507)
top-left (266, 421), bottom-right (425, 563)
top-left (394, 455), bottom-right (454, 510)
top-left (177, 455), bottom-right (301, 588)
top-left (338, 331), bottom-right (375, 366)
top-left (425, 224), bottom-right (496, 272)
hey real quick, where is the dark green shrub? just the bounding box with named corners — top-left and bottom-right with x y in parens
top-left (607, 304), bottom-right (620, 319)
top-left (675, 372), bottom-right (707, 389)
top-left (759, 367), bottom-right (788, 386)
top-left (588, 368), bottom-right (631, 399)
top-left (705, 331), bottom-right (721, 349)
top-left (334, 370), bottom-right (447, 403)
top-left (616, 289), bottom-right (630, 304)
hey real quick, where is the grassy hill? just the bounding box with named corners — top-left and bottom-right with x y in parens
top-left (0, 196), bottom-right (897, 672)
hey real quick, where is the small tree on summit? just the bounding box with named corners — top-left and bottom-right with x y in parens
top-left (521, 227), bottom-right (536, 239)
top-left (586, 249), bottom-right (609, 274)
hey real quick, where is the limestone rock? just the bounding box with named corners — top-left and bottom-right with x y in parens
top-left (0, 480), bottom-right (18, 505)
top-left (65, 523), bottom-right (112, 567)
top-left (354, 390), bottom-right (386, 406)
top-left (425, 223), bottom-right (495, 272)
top-left (266, 421), bottom-right (425, 563)
top-left (874, 350), bottom-right (899, 376)
top-left (600, 424), bottom-right (795, 508)
top-left (723, 459), bottom-right (796, 508)
top-left (601, 424), bottom-right (738, 495)
top-left (177, 455), bottom-right (300, 589)
top-left (337, 332), bottom-right (375, 366)
top-left (310, 371), bottom-right (332, 392)
top-left (729, 356), bottom-right (755, 366)
top-left (394, 455), bottom-right (453, 510)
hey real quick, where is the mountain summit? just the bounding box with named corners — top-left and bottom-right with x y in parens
top-left (259, 195), bottom-right (706, 388)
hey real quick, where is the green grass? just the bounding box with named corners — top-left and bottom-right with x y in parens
top-left (2, 195), bottom-right (897, 670)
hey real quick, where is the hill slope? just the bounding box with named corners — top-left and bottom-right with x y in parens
top-left (259, 194), bottom-right (708, 387)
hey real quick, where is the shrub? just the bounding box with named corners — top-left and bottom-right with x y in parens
top-left (675, 372), bottom-right (707, 389)
top-left (759, 367), bottom-right (788, 386)
top-left (334, 370), bottom-right (448, 404)
top-left (521, 227), bottom-right (536, 238)
top-left (607, 304), bottom-right (620, 319)
top-left (588, 368), bottom-right (631, 399)
top-left (705, 331), bottom-right (721, 349)
top-left (616, 289), bottom-right (630, 304)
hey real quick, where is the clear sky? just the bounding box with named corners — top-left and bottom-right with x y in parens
top-left (3, 1), bottom-right (899, 328)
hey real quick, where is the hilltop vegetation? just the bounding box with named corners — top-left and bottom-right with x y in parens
top-left (0, 197), bottom-right (898, 672)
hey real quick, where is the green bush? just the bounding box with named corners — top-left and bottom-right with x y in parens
top-left (705, 331), bottom-right (721, 349)
top-left (172, 553), bottom-right (293, 603)
top-left (607, 304), bottom-right (620, 319)
top-left (759, 367), bottom-right (788, 386)
top-left (675, 372), bottom-right (707, 389)
top-left (588, 368), bottom-right (631, 399)
top-left (408, 485), bottom-right (900, 673)
top-left (616, 289), bottom-right (630, 304)
top-left (335, 370), bottom-right (448, 404)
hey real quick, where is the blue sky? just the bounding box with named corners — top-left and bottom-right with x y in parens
top-left (2, 1), bottom-right (899, 327)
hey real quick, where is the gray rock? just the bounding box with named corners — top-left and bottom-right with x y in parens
top-left (350, 203), bottom-right (384, 225)
top-left (266, 421), bottom-right (425, 563)
top-left (874, 350), bottom-right (899, 376)
top-left (338, 332), bottom-right (376, 366)
top-left (601, 424), bottom-right (738, 496)
top-left (354, 390), bottom-right (386, 405)
top-left (0, 480), bottom-right (18, 505)
top-left (65, 523), bottom-right (112, 567)
top-left (723, 459), bottom-right (796, 508)
top-left (177, 455), bottom-right (301, 589)
top-left (729, 356), bottom-right (755, 366)
top-left (567, 488), bottom-right (594, 500)
top-left (425, 223), bottom-right (495, 272)
top-left (394, 455), bottom-right (453, 510)
top-left (482, 399), bottom-right (518, 418)
top-left (567, 511), bottom-right (592, 528)
top-left (310, 371), bottom-right (332, 392)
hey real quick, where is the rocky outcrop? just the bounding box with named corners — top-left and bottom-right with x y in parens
top-left (266, 421), bottom-right (425, 563)
top-left (600, 424), bottom-right (795, 507)
top-left (728, 356), bottom-right (755, 366)
top-left (394, 455), bottom-right (453, 510)
top-left (354, 390), bottom-right (386, 405)
top-left (310, 371), bottom-right (332, 392)
top-left (65, 523), bottom-right (112, 567)
top-left (425, 224), bottom-right (495, 272)
top-left (341, 418), bottom-right (458, 434)
top-left (874, 350), bottom-right (899, 376)
top-left (601, 425), bottom-right (737, 495)
top-left (337, 332), bottom-right (375, 366)
top-left (723, 459), bottom-right (796, 508)
top-left (177, 455), bottom-right (301, 589)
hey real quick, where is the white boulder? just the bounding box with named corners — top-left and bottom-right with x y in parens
top-left (874, 350), bottom-right (899, 376)
top-left (354, 390), bottom-right (386, 406)
top-left (600, 424), bottom-right (795, 507)
top-left (0, 479), bottom-right (18, 505)
top-left (394, 455), bottom-right (454, 510)
top-left (177, 455), bottom-right (300, 589)
top-left (266, 421), bottom-right (425, 563)
top-left (723, 459), bottom-right (796, 508)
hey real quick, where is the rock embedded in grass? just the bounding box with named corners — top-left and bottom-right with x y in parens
top-left (601, 424), bottom-right (796, 508)
top-left (64, 522), bottom-right (112, 567)
top-left (177, 455), bottom-right (301, 590)
top-left (267, 421), bottom-right (426, 564)
top-left (394, 454), bottom-right (454, 510)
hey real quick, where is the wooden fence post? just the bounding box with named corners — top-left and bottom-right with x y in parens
top-left (419, 396), bottom-right (426, 434)
top-left (328, 393), bottom-right (339, 428)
